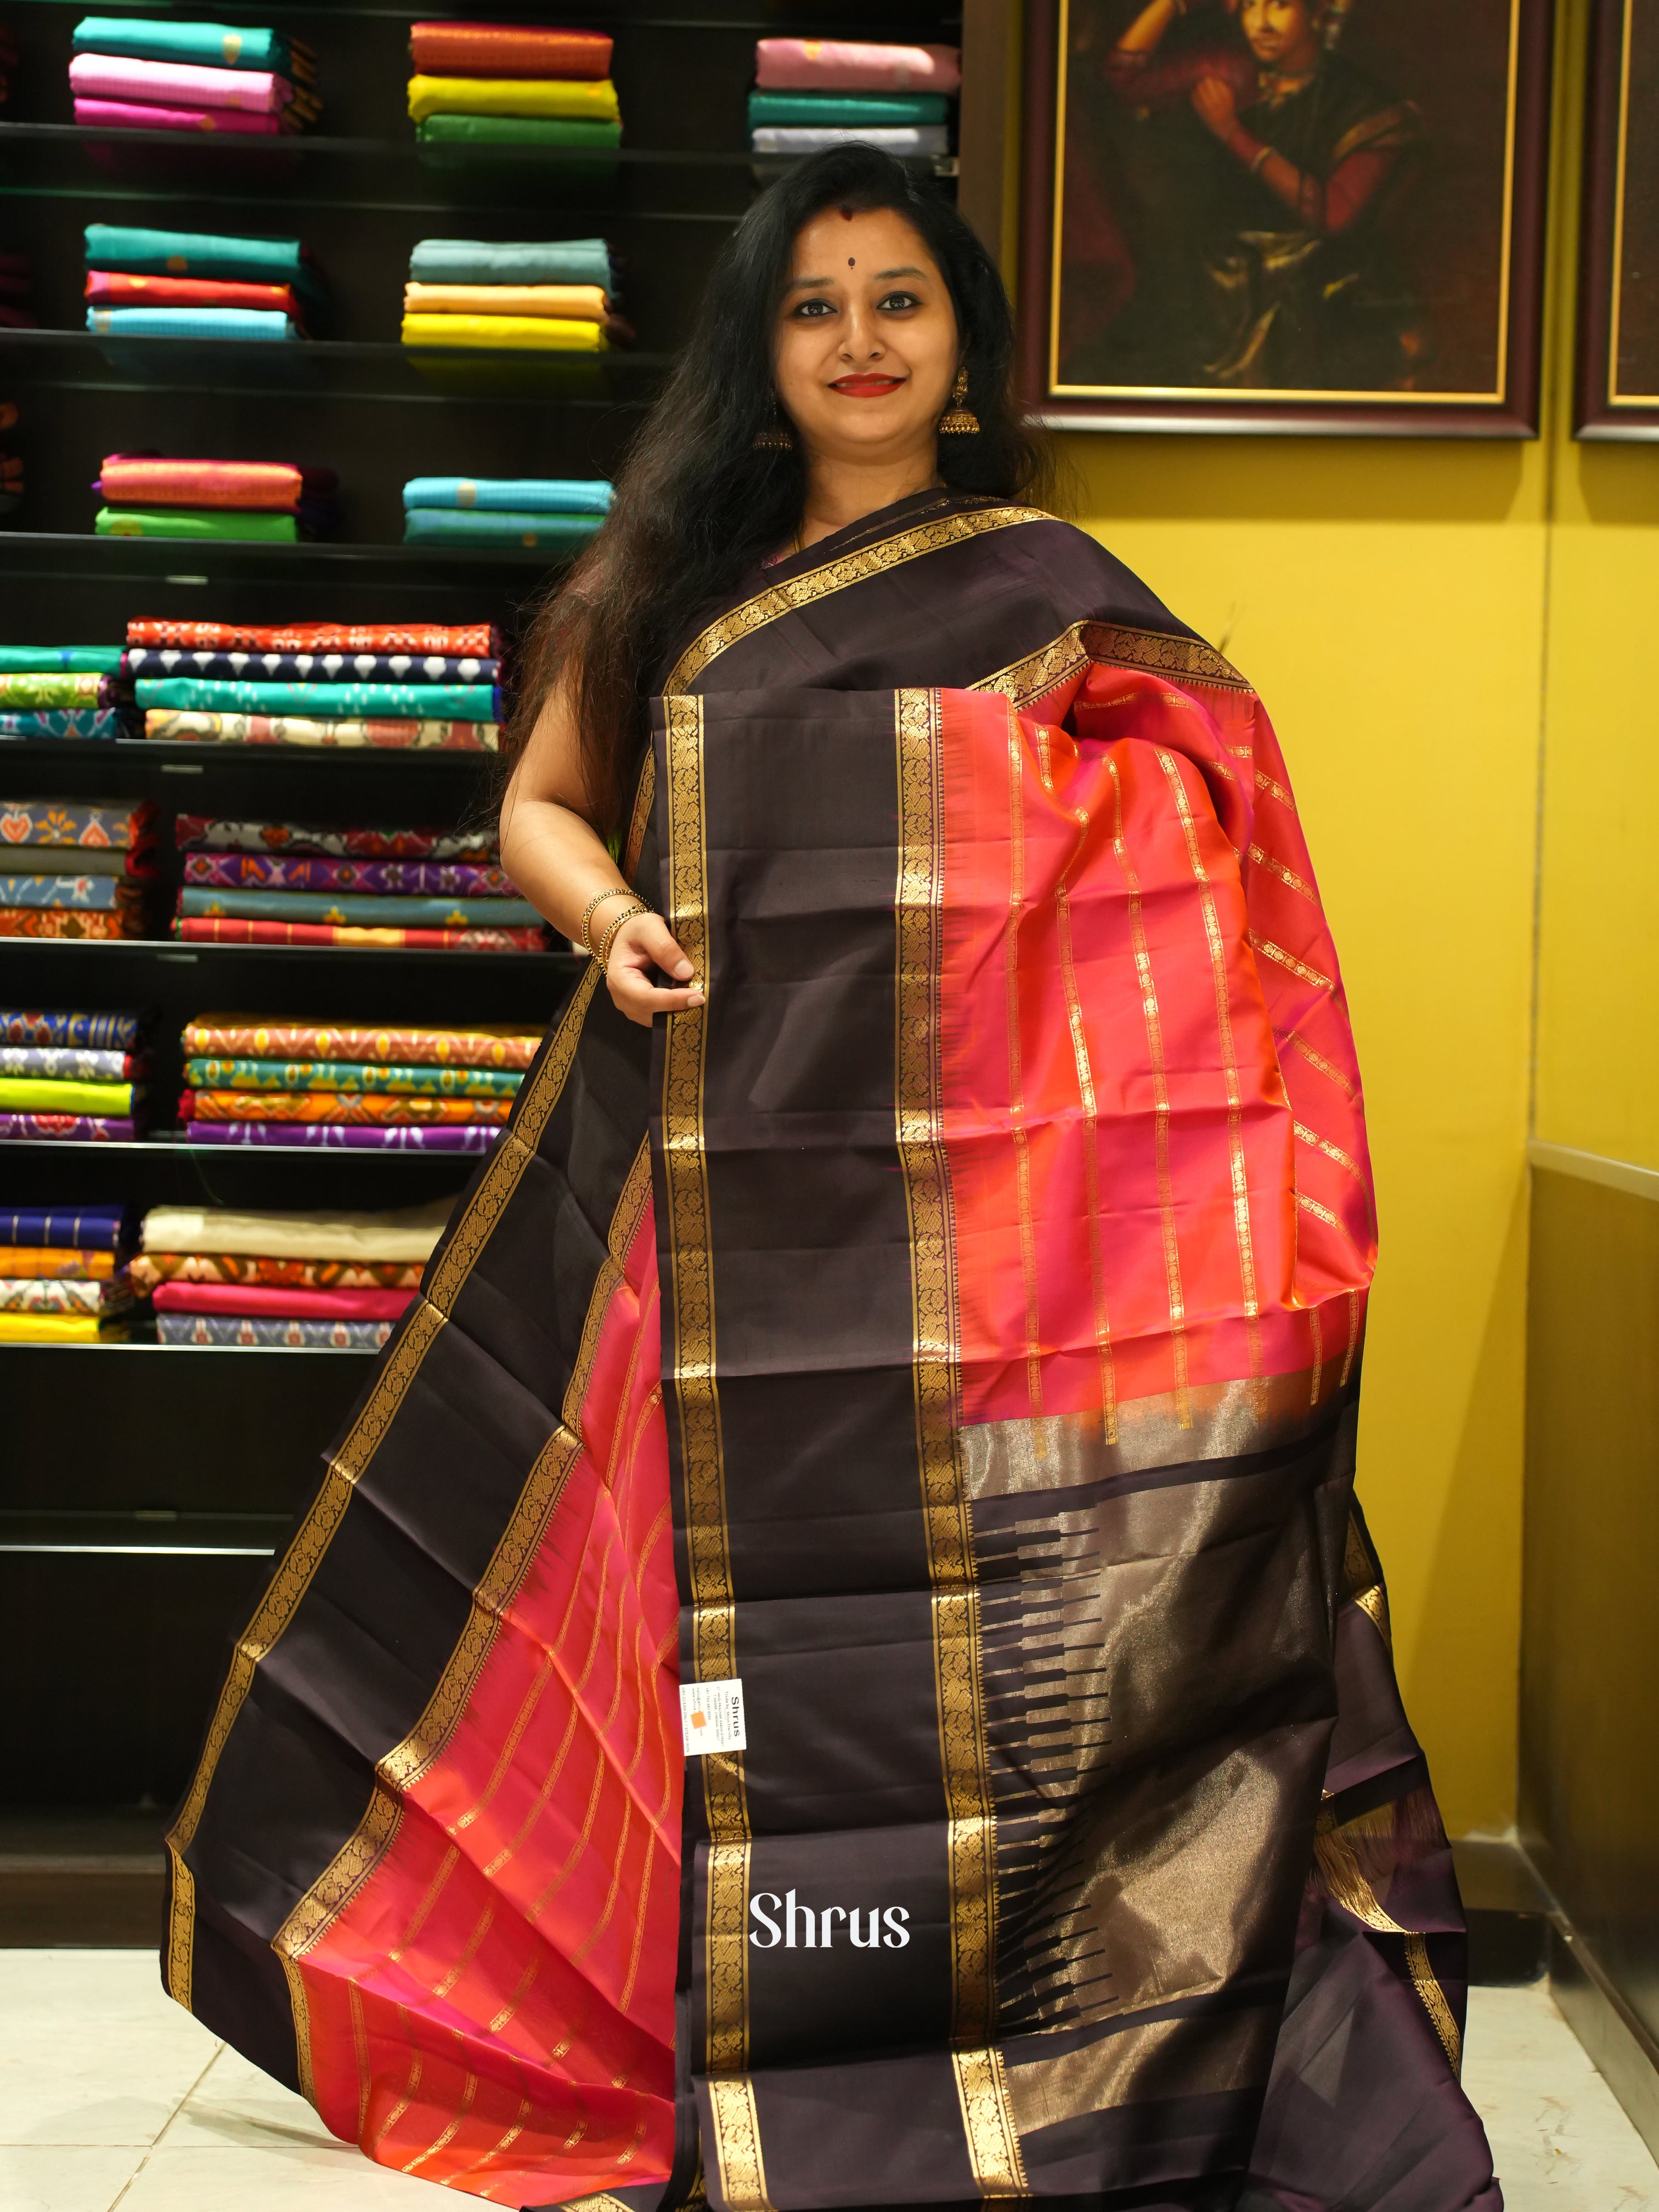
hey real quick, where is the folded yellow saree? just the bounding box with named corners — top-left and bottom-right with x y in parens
top-left (402, 282), bottom-right (608, 320)
top-left (399, 313), bottom-right (606, 352)
top-left (0, 1311), bottom-right (114, 1342)
top-left (405, 74), bottom-right (619, 123)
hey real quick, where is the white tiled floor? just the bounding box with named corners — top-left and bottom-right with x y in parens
top-left (1, 1954), bottom-right (1655, 2209)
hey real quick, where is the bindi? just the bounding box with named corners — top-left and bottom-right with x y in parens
top-left (848, 257), bottom-right (855, 267)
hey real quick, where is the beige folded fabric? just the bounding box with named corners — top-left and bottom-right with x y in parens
top-left (140, 1198), bottom-right (452, 1262)
top-left (403, 282), bottom-right (608, 321)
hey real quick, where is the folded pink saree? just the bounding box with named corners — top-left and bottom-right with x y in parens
top-left (69, 53), bottom-right (297, 112)
top-left (151, 1282), bottom-right (418, 1322)
top-left (74, 97), bottom-right (290, 134)
top-left (754, 37), bottom-right (961, 91)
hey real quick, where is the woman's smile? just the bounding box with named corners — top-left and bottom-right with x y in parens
top-left (830, 371), bottom-right (908, 397)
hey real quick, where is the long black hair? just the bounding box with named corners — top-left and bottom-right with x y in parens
top-left (507, 143), bottom-right (1051, 838)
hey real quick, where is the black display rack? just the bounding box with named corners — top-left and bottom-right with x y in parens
top-left (0, 0), bottom-right (965, 1815)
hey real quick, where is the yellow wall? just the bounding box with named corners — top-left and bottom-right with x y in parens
top-left (989, 0), bottom-right (1646, 1835)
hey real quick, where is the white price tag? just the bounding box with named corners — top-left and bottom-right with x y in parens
top-left (680, 1677), bottom-right (746, 1758)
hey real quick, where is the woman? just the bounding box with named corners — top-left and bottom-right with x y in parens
top-left (1094, 0), bottom-right (1425, 388)
top-left (162, 147), bottom-right (1499, 2209)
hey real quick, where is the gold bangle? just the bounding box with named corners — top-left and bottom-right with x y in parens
top-left (577, 886), bottom-right (635, 957)
top-left (597, 901), bottom-right (650, 966)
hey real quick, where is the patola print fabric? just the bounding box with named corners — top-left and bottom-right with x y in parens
top-left (162, 491), bottom-right (1498, 2210)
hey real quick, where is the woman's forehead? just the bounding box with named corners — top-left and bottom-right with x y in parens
top-left (788, 206), bottom-right (933, 275)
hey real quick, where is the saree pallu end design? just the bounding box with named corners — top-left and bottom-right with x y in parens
top-left (653, 661), bottom-right (1496, 2212)
top-left (161, 771), bottom-right (693, 2207)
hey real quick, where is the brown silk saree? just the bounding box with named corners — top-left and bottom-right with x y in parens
top-left (162, 489), bottom-right (1500, 2211)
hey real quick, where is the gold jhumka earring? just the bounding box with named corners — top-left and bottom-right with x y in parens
top-left (938, 366), bottom-right (979, 435)
top-left (753, 400), bottom-right (794, 450)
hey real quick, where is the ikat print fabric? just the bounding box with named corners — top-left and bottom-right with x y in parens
top-left (0, 798), bottom-right (155, 848)
top-left (133, 616), bottom-right (505, 749)
top-left (146, 715), bottom-right (498, 752)
top-left (0, 1012), bottom-right (139, 1049)
top-left (140, 1199), bottom-right (427, 1348)
top-left (131, 619), bottom-right (498, 653)
top-left (180, 1017), bottom-right (538, 1065)
top-left (173, 814), bottom-right (493, 860)
top-left (180, 855), bottom-right (514, 895)
top-left (167, 802), bottom-right (540, 952)
top-left (156, 1314), bottom-right (392, 1347)
top-left (183, 1121), bottom-right (497, 1152)
top-left (0, 1007), bottom-right (150, 1140)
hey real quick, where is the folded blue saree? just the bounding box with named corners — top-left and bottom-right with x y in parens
top-left (402, 476), bottom-right (612, 512)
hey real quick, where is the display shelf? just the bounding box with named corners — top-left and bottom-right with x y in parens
top-left (0, 731), bottom-right (507, 766)
top-left (0, 327), bottom-right (670, 396)
top-left (0, 0), bottom-right (969, 1814)
top-left (0, 528), bottom-right (592, 578)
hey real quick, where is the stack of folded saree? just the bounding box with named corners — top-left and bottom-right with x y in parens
top-left (407, 21), bottom-right (617, 160)
top-left (176, 1012), bottom-right (540, 1152)
top-left (0, 398), bottom-right (20, 514)
top-left (69, 15), bottom-right (319, 136)
top-left (132, 616), bottom-right (500, 751)
top-left (138, 1198), bottom-right (446, 1348)
top-left (95, 456), bottom-right (338, 543)
top-left (402, 237), bottom-right (617, 354)
top-left (750, 38), bottom-right (958, 158)
top-left (84, 224), bottom-right (322, 343)
top-left (0, 248), bottom-right (33, 330)
top-left (0, 645), bottom-right (129, 739)
top-left (0, 1198), bottom-right (136, 1342)
top-left (403, 475), bottom-right (610, 549)
top-left (0, 798), bottom-right (156, 943)
top-left (170, 808), bottom-right (544, 950)
top-left (0, 1008), bottom-right (146, 1139)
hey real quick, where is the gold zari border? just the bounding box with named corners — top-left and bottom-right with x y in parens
top-left (894, 689), bottom-right (1021, 2193)
top-left (664, 507), bottom-right (1049, 697)
top-left (707, 2075), bottom-right (770, 2212)
top-left (660, 693), bottom-right (754, 2103)
top-left (970, 617), bottom-right (1250, 710)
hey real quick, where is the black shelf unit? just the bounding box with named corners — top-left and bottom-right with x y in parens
top-left (0, 0), bottom-right (967, 1816)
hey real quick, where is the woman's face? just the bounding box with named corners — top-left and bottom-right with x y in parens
top-left (772, 205), bottom-right (959, 467)
top-left (1240, 0), bottom-right (1319, 70)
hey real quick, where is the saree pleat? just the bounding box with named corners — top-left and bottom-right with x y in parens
top-left (163, 489), bottom-right (1497, 2210)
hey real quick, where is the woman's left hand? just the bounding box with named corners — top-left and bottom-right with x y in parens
top-left (1191, 75), bottom-right (1238, 134)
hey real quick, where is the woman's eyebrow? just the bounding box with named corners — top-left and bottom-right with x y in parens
top-left (873, 265), bottom-right (927, 279)
top-left (783, 274), bottom-right (835, 293)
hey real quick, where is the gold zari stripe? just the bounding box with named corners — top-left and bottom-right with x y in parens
top-left (665, 507), bottom-right (1049, 696)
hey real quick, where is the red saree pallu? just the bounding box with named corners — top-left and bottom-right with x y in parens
top-left (163, 490), bottom-right (1496, 2210)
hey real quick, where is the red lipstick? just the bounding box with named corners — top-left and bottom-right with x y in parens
top-left (830, 373), bottom-right (906, 397)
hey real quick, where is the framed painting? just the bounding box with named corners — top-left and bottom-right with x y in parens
top-left (1577, 0), bottom-right (1659, 435)
top-left (1019, 0), bottom-right (1555, 435)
